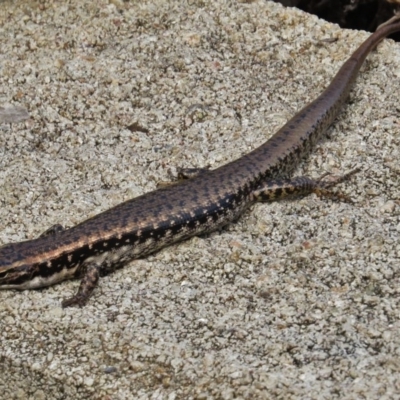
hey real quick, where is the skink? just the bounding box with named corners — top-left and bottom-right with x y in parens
top-left (1, 16), bottom-right (400, 307)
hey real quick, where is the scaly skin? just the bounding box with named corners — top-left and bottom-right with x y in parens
top-left (1, 16), bottom-right (400, 307)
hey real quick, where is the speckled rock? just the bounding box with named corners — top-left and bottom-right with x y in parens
top-left (0, 0), bottom-right (399, 399)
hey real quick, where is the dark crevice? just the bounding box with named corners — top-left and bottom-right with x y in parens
top-left (271, 0), bottom-right (400, 41)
